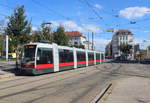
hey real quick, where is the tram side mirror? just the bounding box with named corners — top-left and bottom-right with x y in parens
top-left (37, 57), bottom-right (40, 61)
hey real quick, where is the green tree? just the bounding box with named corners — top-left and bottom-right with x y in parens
top-left (119, 43), bottom-right (132, 53)
top-left (30, 23), bottom-right (53, 42)
top-left (119, 43), bottom-right (132, 60)
top-left (40, 23), bottom-right (53, 42)
top-left (30, 30), bottom-right (41, 42)
top-left (53, 26), bottom-right (69, 46)
top-left (5, 5), bottom-right (31, 66)
top-left (5, 5), bottom-right (31, 52)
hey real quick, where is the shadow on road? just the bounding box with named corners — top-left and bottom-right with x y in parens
top-left (109, 60), bottom-right (150, 65)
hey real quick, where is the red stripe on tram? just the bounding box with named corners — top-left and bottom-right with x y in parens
top-left (88, 60), bottom-right (95, 63)
top-left (59, 62), bottom-right (74, 67)
top-left (96, 60), bottom-right (101, 62)
top-left (77, 61), bottom-right (86, 64)
top-left (22, 65), bottom-right (35, 68)
top-left (36, 64), bottom-right (54, 69)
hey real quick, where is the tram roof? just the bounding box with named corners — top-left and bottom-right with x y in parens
top-left (25, 42), bottom-right (104, 53)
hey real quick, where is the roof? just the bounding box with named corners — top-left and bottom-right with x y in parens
top-left (115, 29), bottom-right (133, 35)
top-left (65, 31), bottom-right (83, 37)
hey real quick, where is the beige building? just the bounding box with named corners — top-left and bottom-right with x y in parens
top-left (111, 29), bottom-right (134, 58)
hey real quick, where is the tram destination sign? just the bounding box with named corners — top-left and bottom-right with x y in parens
top-left (25, 45), bottom-right (36, 49)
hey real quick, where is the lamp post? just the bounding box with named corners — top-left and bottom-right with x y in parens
top-left (5, 35), bottom-right (8, 61)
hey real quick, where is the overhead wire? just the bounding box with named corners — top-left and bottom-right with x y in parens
top-left (31, 0), bottom-right (71, 20)
top-left (78, 0), bottom-right (103, 20)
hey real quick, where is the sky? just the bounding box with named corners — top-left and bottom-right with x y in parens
top-left (0, 0), bottom-right (150, 51)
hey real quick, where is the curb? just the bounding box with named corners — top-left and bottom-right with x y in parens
top-left (91, 83), bottom-right (112, 103)
top-left (0, 73), bottom-right (15, 80)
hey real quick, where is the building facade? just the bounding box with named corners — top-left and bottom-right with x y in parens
top-left (105, 41), bottom-right (112, 58)
top-left (65, 31), bottom-right (92, 50)
top-left (111, 30), bottom-right (134, 58)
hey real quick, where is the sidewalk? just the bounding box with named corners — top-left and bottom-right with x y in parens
top-left (0, 70), bottom-right (15, 79)
top-left (0, 61), bottom-right (16, 80)
top-left (0, 60), bottom-right (15, 66)
top-left (105, 77), bottom-right (150, 103)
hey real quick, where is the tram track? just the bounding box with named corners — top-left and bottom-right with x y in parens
top-left (1, 63), bottom-right (150, 103)
top-left (24, 64), bottom-right (121, 103)
top-left (0, 63), bottom-right (121, 103)
top-left (0, 62), bottom-right (112, 85)
top-left (0, 64), bottom-right (107, 90)
top-left (0, 66), bottom-right (103, 99)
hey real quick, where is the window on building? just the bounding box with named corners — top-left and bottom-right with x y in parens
top-left (74, 42), bottom-right (78, 45)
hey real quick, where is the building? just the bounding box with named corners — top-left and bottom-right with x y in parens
top-left (65, 31), bottom-right (93, 50)
top-left (111, 29), bottom-right (134, 58)
top-left (136, 46), bottom-right (150, 61)
top-left (105, 41), bottom-right (112, 58)
top-left (147, 46), bottom-right (150, 59)
top-left (141, 46), bottom-right (150, 60)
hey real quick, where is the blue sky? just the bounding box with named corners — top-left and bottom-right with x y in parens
top-left (0, 0), bottom-right (150, 51)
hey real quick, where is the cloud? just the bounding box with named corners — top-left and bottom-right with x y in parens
top-left (84, 24), bottom-right (100, 33)
top-left (119, 7), bottom-right (150, 19)
top-left (32, 26), bottom-right (38, 31)
top-left (94, 38), bottom-right (111, 51)
top-left (94, 4), bottom-right (102, 9)
top-left (62, 20), bottom-right (84, 32)
top-left (134, 38), bottom-right (150, 49)
top-left (51, 20), bottom-right (109, 50)
top-left (51, 20), bottom-right (100, 33)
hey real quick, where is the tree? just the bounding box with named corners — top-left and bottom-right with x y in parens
top-left (40, 23), bottom-right (53, 42)
top-left (5, 5), bottom-right (31, 66)
top-left (53, 26), bottom-right (69, 46)
top-left (5, 5), bottom-right (31, 53)
top-left (30, 30), bottom-right (41, 42)
top-left (119, 43), bottom-right (132, 60)
top-left (119, 43), bottom-right (132, 53)
top-left (30, 23), bottom-right (53, 42)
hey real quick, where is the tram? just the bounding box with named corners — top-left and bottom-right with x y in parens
top-left (19, 42), bottom-right (105, 75)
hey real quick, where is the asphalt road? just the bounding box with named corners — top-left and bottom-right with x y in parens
top-left (0, 63), bottom-right (150, 103)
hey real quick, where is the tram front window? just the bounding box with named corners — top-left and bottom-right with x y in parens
top-left (22, 45), bottom-right (36, 63)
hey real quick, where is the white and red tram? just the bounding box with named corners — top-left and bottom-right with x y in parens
top-left (19, 42), bottom-right (105, 75)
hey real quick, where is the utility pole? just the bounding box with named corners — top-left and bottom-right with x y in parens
top-left (5, 35), bottom-right (9, 61)
top-left (132, 43), bottom-right (135, 60)
top-left (88, 32), bottom-right (89, 50)
top-left (92, 32), bottom-right (94, 50)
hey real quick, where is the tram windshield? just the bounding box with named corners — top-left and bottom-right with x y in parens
top-left (22, 45), bottom-right (36, 62)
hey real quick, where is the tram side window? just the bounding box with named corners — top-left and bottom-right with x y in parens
top-left (37, 48), bottom-right (53, 64)
top-left (77, 51), bottom-right (86, 61)
top-left (96, 53), bottom-right (100, 60)
top-left (59, 49), bottom-right (73, 63)
top-left (88, 53), bottom-right (94, 60)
